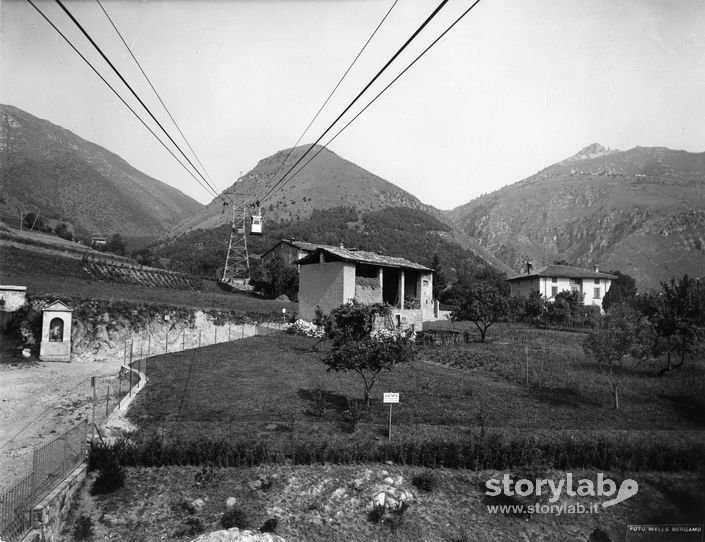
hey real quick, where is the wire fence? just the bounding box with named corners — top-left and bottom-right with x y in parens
top-left (0, 421), bottom-right (88, 542)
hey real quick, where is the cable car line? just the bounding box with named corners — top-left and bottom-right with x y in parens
top-left (259, 0), bottom-right (400, 203)
top-left (94, 0), bottom-right (232, 205)
top-left (25, 0), bottom-right (221, 202)
top-left (264, 0), bottom-right (483, 205)
top-left (53, 0), bottom-right (226, 203)
top-left (259, 0), bottom-right (450, 205)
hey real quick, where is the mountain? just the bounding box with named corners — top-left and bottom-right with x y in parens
top-left (447, 144), bottom-right (705, 290)
top-left (0, 104), bottom-right (203, 237)
top-left (159, 145), bottom-right (512, 278)
top-left (169, 145), bottom-right (441, 236)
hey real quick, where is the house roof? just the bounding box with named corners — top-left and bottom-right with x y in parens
top-left (0, 285), bottom-right (27, 291)
top-left (297, 246), bottom-right (432, 271)
top-left (261, 239), bottom-right (325, 258)
top-left (507, 264), bottom-right (618, 282)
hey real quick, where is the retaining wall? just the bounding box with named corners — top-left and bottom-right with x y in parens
top-left (21, 464), bottom-right (87, 542)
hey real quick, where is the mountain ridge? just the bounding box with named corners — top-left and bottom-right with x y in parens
top-left (447, 144), bottom-right (705, 289)
top-left (0, 104), bottom-right (203, 237)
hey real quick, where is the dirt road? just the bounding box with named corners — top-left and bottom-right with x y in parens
top-left (0, 357), bottom-right (123, 492)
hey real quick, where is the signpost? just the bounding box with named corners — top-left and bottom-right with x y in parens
top-left (383, 392), bottom-right (399, 442)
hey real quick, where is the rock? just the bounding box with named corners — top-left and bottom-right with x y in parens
top-left (330, 487), bottom-right (346, 499)
top-left (265, 423), bottom-right (278, 431)
top-left (248, 479), bottom-right (263, 491)
top-left (383, 477), bottom-right (394, 485)
top-left (192, 498), bottom-right (206, 512)
top-left (190, 527), bottom-right (286, 542)
top-left (226, 497), bottom-right (238, 509)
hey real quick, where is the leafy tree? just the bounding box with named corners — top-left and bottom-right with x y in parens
top-left (430, 253), bottom-right (446, 300)
top-left (22, 212), bottom-right (45, 231)
top-left (654, 275), bottom-right (705, 373)
top-left (602, 271), bottom-right (637, 312)
top-left (104, 233), bottom-right (126, 256)
top-left (546, 290), bottom-right (584, 326)
top-left (263, 255), bottom-right (299, 300)
top-left (583, 303), bottom-right (653, 409)
top-left (451, 281), bottom-right (509, 342)
top-left (322, 301), bottom-right (414, 407)
top-left (54, 222), bottom-right (73, 241)
top-left (523, 290), bottom-right (546, 325)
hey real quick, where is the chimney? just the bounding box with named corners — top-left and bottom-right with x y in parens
top-left (593, 264), bottom-right (599, 273)
top-left (526, 261), bottom-right (533, 274)
top-left (339, 242), bottom-right (345, 249)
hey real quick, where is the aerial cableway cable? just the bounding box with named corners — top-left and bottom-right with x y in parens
top-left (274, 0), bottom-right (485, 195)
top-left (259, 0), bottom-right (450, 204)
top-left (53, 0), bottom-right (226, 204)
top-left (25, 0), bottom-right (221, 202)
top-left (94, 0), bottom-right (231, 205)
top-left (261, 0), bottom-right (400, 201)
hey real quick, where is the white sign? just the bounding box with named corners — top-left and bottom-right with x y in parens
top-left (383, 392), bottom-right (399, 404)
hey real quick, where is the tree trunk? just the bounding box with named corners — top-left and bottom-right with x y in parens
top-left (613, 382), bottom-right (619, 410)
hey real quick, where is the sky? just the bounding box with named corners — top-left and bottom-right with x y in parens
top-left (2, 0), bottom-right (704, 210)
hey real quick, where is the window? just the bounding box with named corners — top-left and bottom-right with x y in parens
top-left (552, 286), bottom-right (558, 297)
top-left (551, 277), bottom-right (557, 283)
top-left (594, 278), bottom-right (600, 285)
top-left (594, 288), bottom-right (601, 299)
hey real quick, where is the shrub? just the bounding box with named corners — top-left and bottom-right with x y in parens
top-left (221, 506), bottom-right (248, 529)
top-left (73, 514), bottom-right (93, 540)
top-left (91, 455), bottom-right (125, 495)
top-left (259, 518), bottom-right (278, 533)
top-left (412, 471), bottom-right (437, 492)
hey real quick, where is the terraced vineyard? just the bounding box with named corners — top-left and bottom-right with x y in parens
top-left (81, 256), bottom-right (202, 291)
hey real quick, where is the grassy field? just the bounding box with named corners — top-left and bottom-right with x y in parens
top-left (77, 326), bottom-right (705, 541)
top-left (127, 327), bottom-right (705, 447)
top-left (0, 244), bottom-right (295, 315)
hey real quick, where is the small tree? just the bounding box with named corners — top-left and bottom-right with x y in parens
top-left (451, 281), bottom-right (508, 342)
top-left (583, 303), bottom-right (652, 409)
top-left (430, 253), bottom-right (446, 300)
top-left (322, 301), bottom-right (414, 408)
top-left (264, 255), bottom-right (298, 300)
top-left (105, 233), bottom-right (126, 256)
top-left (653, 275), bottom-right (705, 373)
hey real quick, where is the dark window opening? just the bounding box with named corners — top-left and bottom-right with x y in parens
top-left (49, 317), bottom-right (64, 342)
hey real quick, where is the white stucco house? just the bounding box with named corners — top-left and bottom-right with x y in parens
top-left (296, 245), bottom-right (437, 329)
top-left (507, 263), bottom-right (617, 310)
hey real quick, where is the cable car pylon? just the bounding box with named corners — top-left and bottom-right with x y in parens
top-left (221, 194), bottom-right (251, 291)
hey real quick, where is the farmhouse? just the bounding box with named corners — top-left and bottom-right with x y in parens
top-left (507, 263), bottom-right (617, 309)
top-left (261, 238), bottom-right (322, 271)
top-left (297, 246), bottom-right (436, 328)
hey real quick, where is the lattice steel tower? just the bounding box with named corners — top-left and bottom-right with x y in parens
top-left (221, 195), bottom-right (250, 287)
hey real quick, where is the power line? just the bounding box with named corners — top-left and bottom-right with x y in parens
top-left (277, 0), bottom-right (484, 194)
top-left (259, 0), bottom-right (400, 203)
top-left (25, 0), bottom-right (221, 201)
top-left (259, 0), bottom-right (450, 204)
top-left (94, 0), bottom-right (230, 204)
top-left (53, 0), bottom-right (225, 203)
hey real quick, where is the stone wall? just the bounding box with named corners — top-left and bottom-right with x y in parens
top-left (23, 464), bottom-right (87, 542)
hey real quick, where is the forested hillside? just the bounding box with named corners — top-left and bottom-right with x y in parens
top-left (154, 206), bottom-right (493, 283)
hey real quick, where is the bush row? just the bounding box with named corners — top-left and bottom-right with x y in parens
top-left (90, 431), bottom-right (704, 473)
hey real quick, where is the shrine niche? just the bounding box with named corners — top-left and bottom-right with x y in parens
top-left (40, 300), bottom-right (73, 362)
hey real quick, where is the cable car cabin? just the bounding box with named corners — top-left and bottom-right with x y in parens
top-left (250, 214), bottom-right (263, 235)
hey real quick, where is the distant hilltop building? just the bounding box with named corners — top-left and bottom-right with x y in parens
top-left (507, 263), bottom-right (617, 310)
top-left (91, 235), bottom-right (107, 247)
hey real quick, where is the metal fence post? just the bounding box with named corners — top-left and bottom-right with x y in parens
top-left (199, 330), bottom-right (202, 349)
top-left (106, 385), bottom-right (110, 418)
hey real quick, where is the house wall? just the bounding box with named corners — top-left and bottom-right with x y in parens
top-left (298, 261), bottom-right (355, 320)
top-left (0, 285), bottom-right (27, 312)
top-left (509, 276), bottom-right (612, 310)
top-left (262, 244), bottom-right (308, 275)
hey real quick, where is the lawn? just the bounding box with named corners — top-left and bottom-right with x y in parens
top-left (127, 328), bottom-right (705, 447)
